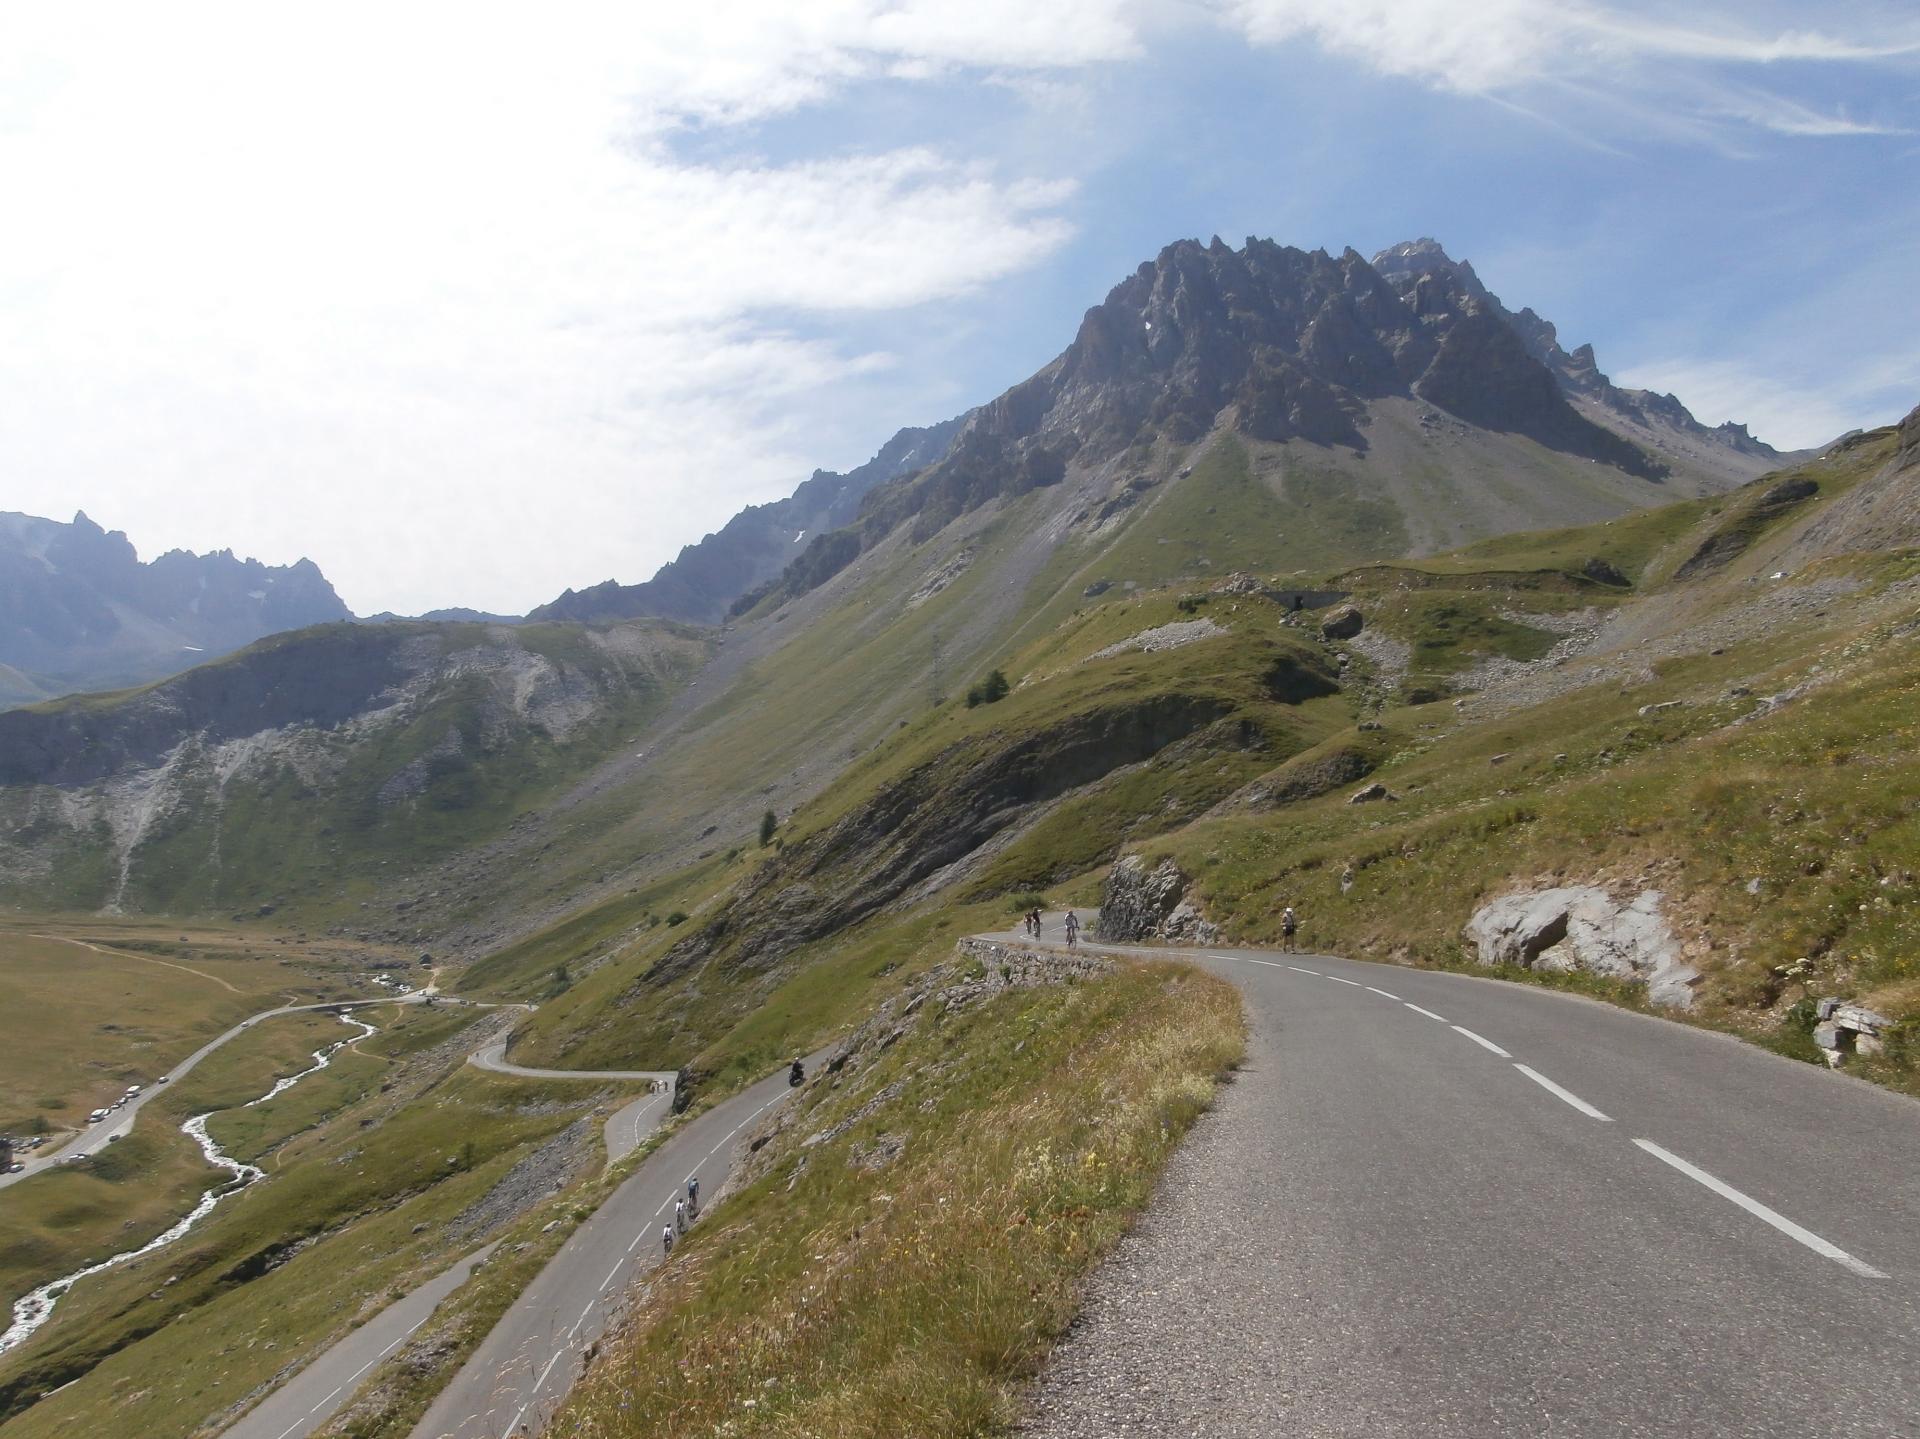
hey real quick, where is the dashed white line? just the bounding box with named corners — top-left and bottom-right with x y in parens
top-left (307, 1384), bottom-right (341, 1413)
top-left (1451, 1025), bottom-right (1512, 1059)
top-left (1404, 1003), bottom-right (1447, 1023)
top-left (1287, 965), bottom-right (1322, 976)
top-left (1326, 975), bottom-right (1364, 987)
top-left (1365, 985), bottom-right (1401, 1000)
top-left (1632, 1139), bottom-right (1886, 1279)
top-left (1513, 1064), bottom-right (1611, 1120)
top-left (599, 1260), bottom-right (622, 1292)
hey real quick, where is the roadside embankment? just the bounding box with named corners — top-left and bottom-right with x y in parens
top-left (550, 946), bottom-right (1243, 1437)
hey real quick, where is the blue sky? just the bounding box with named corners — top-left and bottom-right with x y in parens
top-left (3, 2), bottom-right (1916, 614)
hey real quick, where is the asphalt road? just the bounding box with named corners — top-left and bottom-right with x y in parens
top-left (0, 993), bottom-right (431, 1191)
top-left (468, 1039), bottom-right (675, 1088)
top-left (1020, 931), bottom-right (1920, 1438)
top-left (410, 1062), bottom-right (803, 1439)
top-left (223, 1243), bottom-right (501, 1439)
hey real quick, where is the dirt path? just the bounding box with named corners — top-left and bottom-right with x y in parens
top-left (22, 932), bottom-right (244, 993)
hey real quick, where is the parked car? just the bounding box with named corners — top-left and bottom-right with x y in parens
top-left (88, 1108), bottom-right (108, 1123)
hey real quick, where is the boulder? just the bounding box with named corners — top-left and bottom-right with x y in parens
top-left (1348, 782), bottom-right (1397, 804)
top-left (1462, 886), bottom-right (1698, 1008)
top-left (1097, 854), bottom-right (1217, 944)
top-left (1321, 605), bottom-right (1364, 640)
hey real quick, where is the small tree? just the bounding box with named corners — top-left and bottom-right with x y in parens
top-left (965, 668), bottom-right (1011, 707)
top-left (759, 809), bottom-right (778, 846)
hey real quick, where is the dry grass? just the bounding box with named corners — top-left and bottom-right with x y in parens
top-left (551, 960), bottom-right (1242, 1438)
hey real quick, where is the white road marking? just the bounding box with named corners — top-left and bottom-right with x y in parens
top-left (276, 1422), bottom-right (304, 1439)
top-left (1404, 1003), bottom-right (1447, 1023)
top-left (1287, 965), bottom-right (1321, 976)
top-left (600, 1260), bottom-right (621, 1292)
top-left (1513, 1064), bottom-right (1611, 1121)
top-left (1365, 986), bottom-right (1401, 1000)
top-left (1451, 1025), bottom-right (1512, 1058)
top-left (1326, 975), bottom-right (1364, 987)
top-left (308, 1385), bottom-right (341, 1413)
top-left (504, 1402), bottom-right (528, 1437)
top-left (1632, 1139), bottom-right (1887, 1279)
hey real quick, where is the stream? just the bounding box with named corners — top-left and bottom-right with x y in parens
top-left (0, 1012), bottom-right (377, 1355)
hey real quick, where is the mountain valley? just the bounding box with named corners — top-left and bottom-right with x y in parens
top-left (1, 234), bottom-right (1915, 1439)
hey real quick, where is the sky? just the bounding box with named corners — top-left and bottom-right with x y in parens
top-left (3, 2), bottom-right (1917, 616)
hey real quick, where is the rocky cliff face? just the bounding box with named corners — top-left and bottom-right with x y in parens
top-left (0, 511), bottom-right (351, 709)
top-left (534, 416), bottom-right (965, 626)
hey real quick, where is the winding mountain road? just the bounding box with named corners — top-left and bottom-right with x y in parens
top-left (1018, 928), bottom-right (1920, 1438)
top-left (0, 992), bottom-right (434, 1191)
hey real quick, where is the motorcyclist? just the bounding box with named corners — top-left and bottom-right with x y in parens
top-left (789, 1057), bottom-right (805, 1087)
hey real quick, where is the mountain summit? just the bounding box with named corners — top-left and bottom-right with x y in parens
top-left (744, 234), bottom-right (1785, 613)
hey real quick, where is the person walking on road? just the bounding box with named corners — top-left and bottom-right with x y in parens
top-left (1063, 910), bottom-right (1080, 948)
top-left (1281, 905), bottom-right (1299, 953)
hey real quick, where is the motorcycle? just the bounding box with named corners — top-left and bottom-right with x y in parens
top-left (788, 1060), bottom-right (805, 1087)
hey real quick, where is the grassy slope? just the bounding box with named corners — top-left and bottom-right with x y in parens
top-left (3, 622), bottom-right (706, 920)
top-left (1115, 432), bottom-right (1920, 1087)
top-left (498, 576), bottom-right (1346, 1078)
top-left (553, 959), bottom-right (1242, 1439)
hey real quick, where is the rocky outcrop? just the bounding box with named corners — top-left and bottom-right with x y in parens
top-left (1462, 886), bottom-right (1698, 1008)
top-left (1096, 855), bottom-right (1218, 945)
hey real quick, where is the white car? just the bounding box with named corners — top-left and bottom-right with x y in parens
top-left (88, 1108), bottom-right (109, 1123)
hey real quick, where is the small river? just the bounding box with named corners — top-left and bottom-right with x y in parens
top-left (0, 1012), bottom-right (377, 1355)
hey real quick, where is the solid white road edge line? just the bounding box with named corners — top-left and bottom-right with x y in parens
top-left (1632, 1138), bottom-right (1887, 1279)
top-left (1451, 1025), bottom-right (1512, 1059)
top-left (1404, 1003), bottom-right (1447, 1023)
top-left (1513, 1063), bottom-right (1611, 1121)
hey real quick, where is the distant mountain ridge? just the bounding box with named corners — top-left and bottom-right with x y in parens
top-left (0, 510), bottom-right (350, 709)
top-left (530, 415), bottom-right (968, 626)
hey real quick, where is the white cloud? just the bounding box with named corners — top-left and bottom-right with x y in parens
top-left (1222, 1), bottom-right (1919, 137)
top-left (0, 3), bottom-right (1134, 613)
